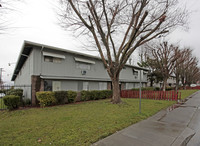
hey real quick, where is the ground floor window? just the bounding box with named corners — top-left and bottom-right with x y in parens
top-left (44, 80), bottom-right (61, 91)
top-left (44, 80), bottom-right (52, 91)
top-left (83, 82), bottom-right (89, 90)
top-left (52, 81), bottom-right (61, 91)
top-left (99, 82), bottom-right (107, 90)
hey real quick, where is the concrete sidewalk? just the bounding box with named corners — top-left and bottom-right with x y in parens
top-left (93, 91), bottom-right (200, 146)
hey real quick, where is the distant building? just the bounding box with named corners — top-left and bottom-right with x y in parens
top-left (149, 75), bottom-right (176, 88)
top-left (11, 41), bottom-right (149, 105)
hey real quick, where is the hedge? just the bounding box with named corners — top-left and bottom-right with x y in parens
top-left (81, 90), bottom-right (112, 101)
top-left (0, 89), bottom-right (7, 94)
top-left (7, 89), bottom-right (24, 106)
top-left (3, 95), bottom-right (20, 110)
top-left (7, 89), bottom-right (23, 97)
top-left (36, 90), bottom-right (111, 107)
top-left (36, 91), bottom-right (56, 107)
top-left (54, 91), bottom-right (68, 104)
top-left (132, 87), bottom-right (155, 91)
top-left (67, 91), bottom-right (77, 103)
top-left (165, 87), bottom-right (174, 91)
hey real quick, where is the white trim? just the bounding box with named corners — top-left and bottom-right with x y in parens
top-left (43, 52), bottom-right (65, 59)
top-left (74, 57), bottom-right (95, 64)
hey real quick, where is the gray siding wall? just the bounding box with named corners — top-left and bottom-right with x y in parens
top-left (47, 80), bottom-right (107, 91)
top-left (32, 47), bottom-right (147, 83)
top-left (15, 50), bottom-right (33, 85)
top-left (14, 50), bottom-right (34, 99)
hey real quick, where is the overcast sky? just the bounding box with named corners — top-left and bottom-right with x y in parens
top-left (0, 0), bottom-right (200, 84)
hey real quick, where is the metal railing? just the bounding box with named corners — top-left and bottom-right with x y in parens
top-left (0, 85), bottom-right (32, 110)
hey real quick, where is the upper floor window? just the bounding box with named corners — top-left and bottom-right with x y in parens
top-left (44, 56), bottom-right (62, 63)
top-left (76, 62), bottom-right (91, 70)
top-left (43, 51), bottom-right (65, 64)
top-left (74, 57), bottom-right (95, 70)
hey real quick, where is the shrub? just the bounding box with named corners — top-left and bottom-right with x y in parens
top-left (67, 91), bottom-right (77, 103)
top-left (102, 90), bottom-right (112, 99)
top-left (7, 89), bottom-right (23, 106)
top-left (166, 87), bottom-right (174, 91)
top-left (154, 87), bottom-right (160, 91)
top-left (0, 89), bottom-right (7, 94)
top-left (80, 90), bottom-right (112, 101)
top-left (36, 91), bottom-right (56, 107)
top-left (22, 98), bottom-right (31, 106)
top-left (3, 95), bottom-right (20, 110)
top-left (132, 87), bottom-right (155, 91)
top-left (7, 89), bottom-right (23, 97)
top-left (81, 90), bottom-right (91, 101)
top-left (54, 91), bottom-right (68, 104)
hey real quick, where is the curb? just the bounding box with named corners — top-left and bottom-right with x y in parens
top-left (171, 127), bottom-right (195, 146)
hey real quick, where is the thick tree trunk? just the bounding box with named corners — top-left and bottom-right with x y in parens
top-left (150, 79), bottom-right (154, 87)
top-left (111, 77), bottom-right (121, 104)
top-left (175, 77), bottom-right (179, 92)
top-left (163, 78), bottom-right (167, 91)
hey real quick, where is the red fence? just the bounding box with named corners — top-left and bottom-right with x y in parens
top-left (121, 90), bottom-right (181, 101)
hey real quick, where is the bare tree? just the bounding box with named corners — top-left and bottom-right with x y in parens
top-left (174, 48), bottom-right (192, 90)
top-left (0, 0), bottom-right (21, 34)
top-left (184, 57), bottom-right (199, 86)
top-left (58, 0), bottom-right (187, 103)
top-left (148, 42), bottom-right (180, 91)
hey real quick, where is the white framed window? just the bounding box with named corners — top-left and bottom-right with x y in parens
top-left (44, 56), bottom-right (62, 63)
top-left (44, 56), bottom-right (53, 62)
top-left (76, 62), bottom-right (91, 70)
top-left (53, 58), bottom-right (62, 63)
top-left (52, 81), bottom-right (61, 91)
top-left (83, 82), bottom-right (89, 90)
top-left (99, 82), bottom-right (107, 90)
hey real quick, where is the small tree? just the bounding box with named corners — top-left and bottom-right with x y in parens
top-left (59, 0), bottom-right (187, 103)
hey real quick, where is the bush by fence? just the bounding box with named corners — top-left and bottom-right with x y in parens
top-left (132, 87), bottom-right (157, 91)
top-left (3, 95), bottom-right (20, 110)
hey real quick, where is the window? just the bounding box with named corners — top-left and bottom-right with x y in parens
top-left (44, 56), bottom-right (53, 62)
top-left (52, 81), bottom-right (61, 91)
top-left (83, 82), bottom-right (89, 90)
top-left (53, 58), bottom-right (62, 63)
top-left (76, 62), bottom-right (91, 70)
top-left (44, 80), bottom-right (52, 91)
top-left (132, 69), bottom-right (138, 79)
top-left (44, 56), bottom-right (62, 63)
top-left (99, 82), bottom-right (107, 90)
top-left (126, 83), bottom-right (134, 89)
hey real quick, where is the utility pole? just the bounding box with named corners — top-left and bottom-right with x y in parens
top-left (139, 70), bottom-right (142, 114)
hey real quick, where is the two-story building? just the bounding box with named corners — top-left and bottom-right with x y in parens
top-left (11, 41), bottom-right (149, 105)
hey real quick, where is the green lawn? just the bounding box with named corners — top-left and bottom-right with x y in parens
top-left (0, 89), bottom-right (198, 145)
top-left (179, 89), bottom-right (199, 100)
top-left (0, 98), bottom-right (6, 109)
top-left (0, 99), bottom-right (174, 146)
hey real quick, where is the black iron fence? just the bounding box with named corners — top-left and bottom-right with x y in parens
top-left (0, 85), bottom-right (32, 110)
